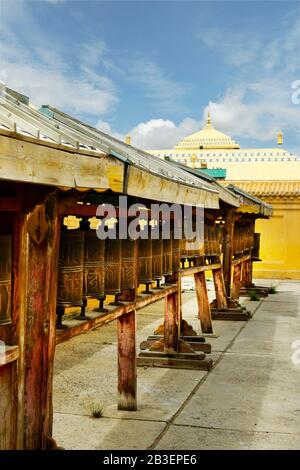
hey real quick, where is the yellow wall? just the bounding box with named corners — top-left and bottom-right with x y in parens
top-left (254, 198), bottom-right (300, 279)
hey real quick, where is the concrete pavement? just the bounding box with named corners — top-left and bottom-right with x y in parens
top-left (53, 280), bottom-right (300, 450)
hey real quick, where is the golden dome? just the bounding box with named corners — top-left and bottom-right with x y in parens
top-left (175, 113), bottom-right (240, 150)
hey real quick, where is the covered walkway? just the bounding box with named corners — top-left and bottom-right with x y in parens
top-left (53, 280), bottom-right (300, 450)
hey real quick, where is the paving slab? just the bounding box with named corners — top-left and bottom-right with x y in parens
top-left (53, 413), bottom-right (165, 450)
top-left (156, 425), bottom-right (300, 450)
top-left (174, 347), bottom-right (300, 435)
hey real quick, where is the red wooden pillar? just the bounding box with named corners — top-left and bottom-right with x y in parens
top-left (22, 191), bottom-right (61, 449)
top-left (117, 309), bottom-right (137, 411)
top-left (164, 291), bottom-right (179, 353)
top-left (232, 262), bottom-right (242, 300)
top-left (212, 267), bottom-right (228, 309)
top-left (194, 271), bottom-right (213, 334)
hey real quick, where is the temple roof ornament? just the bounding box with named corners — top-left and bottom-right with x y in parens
top-left (175, 112), bottom-right (240, 150)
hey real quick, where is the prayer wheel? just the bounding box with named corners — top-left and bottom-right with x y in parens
top-left (105, 239), bottom-right (122, 296)
top-left (121, 238), bottom-right (138, 291)
top-left (57, 231), bottom-right (84, 307)
top-left (152, 238), bottom-right (163, 288)
top-left (163, 237), bottom-right (173, 277)
top-left (252, 233), bottom-right (260, 259)
top-left (204, 224), bottom-right (209, 256)
top-left (180, 234), bottom-right (193, 266)
top-left (0, 235), bottom-right (12, 325)
top-left (83, 231), bottom-right (105, 299)
top-left (56, 230), bottom-right (84, 328)
top-left (138, 238), bottom-right (153, 292)
top-left (172, 236), bottom-right (181, 273)
top-left (79, 230), bottom-right (105, 318)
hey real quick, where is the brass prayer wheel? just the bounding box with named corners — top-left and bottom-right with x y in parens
top-left (83, 231), bottom-right (105, 299)
top-left (204, 224), bottom-right (209, 256)
top-left (138, 238), bottom-right (152, 284)
top-left (180, 234), bottom-right (193, 261)
top-left (163, 237), bottom-right (173, 276)
top-left (172, 236), bottom-right (181, 273)
top-left (152, 239), bottom-right (163, 281)
top-left (105, 239), bottom-right (122, 295)
top-left (121, 238), bottom-right (138, 291)
top-left (57, 231), bottom-right (84, 307)
top-left (0, 235), bottom-right (12, 325)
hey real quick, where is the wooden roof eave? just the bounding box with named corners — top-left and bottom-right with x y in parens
top-left (125, 165), bottom-right (219, 209)
top-left (0, 131), bottom-right (124, 193)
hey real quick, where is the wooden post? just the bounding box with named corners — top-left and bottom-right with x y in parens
top-left (194, 271), bottom-right (213, 333)
top-left (22, 191), bottom-right (61, 449)
top-left (117, 310), bottom-right (137, 411)
top-left (212, 267), bottom-right (228, 309)
top-left (164, 291), bottom-right (179, 353)
top-left (223, 209), bottom-right (234, 297)
top-left (232, 262), bottom-right (241, 300)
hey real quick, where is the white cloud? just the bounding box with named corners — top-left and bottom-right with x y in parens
top-left (194, 14), bottom-right (300, 147)
top-left (96, 120), bottom-right (124, 141)
top-left (0, 26), bottom-right (117, 116)
top-left (94, 117), bottom-right (201, 150)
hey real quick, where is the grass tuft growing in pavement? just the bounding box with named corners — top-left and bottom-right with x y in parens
top-left (248, 290), bottom-right (260, 301)
top-left (90, 403), bottom-right (104, 418)
top-left (269, 285), bottom-right (277, 294)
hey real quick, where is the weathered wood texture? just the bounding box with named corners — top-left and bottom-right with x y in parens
top-left (194, 271), bottom-right (213, 334)
top-left (0, 361), bottom-right (18, 449)
top-left (22, 191), bottom-right (61, 449)
top-left (164, 292), bottom-right (179, 353)
top-left (117, 310), bottom-right (137, 411)
top-left (212, 267), bottom-right (228, 309)
top-left (232, 262), bottom-right (242, 300)
top-left (241, 258), bottom-right (253, 288)
top-left (56, 285), bottom-right (178, 345)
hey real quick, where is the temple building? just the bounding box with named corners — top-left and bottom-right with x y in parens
top-left (147, 114), bottom-right (300, 279)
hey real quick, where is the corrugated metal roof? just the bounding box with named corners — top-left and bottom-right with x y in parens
top-left (225, 180), bottom-right (300, 198)
top-left (39, 104), bottom-right (218, 196)
top-left (0, 88), bottom-right (220, 208)
top-left (225, 184), bottom-right (273, 217)
top-left (163, 160), bottom-right (240, 208)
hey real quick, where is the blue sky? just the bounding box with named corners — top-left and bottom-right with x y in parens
top-left (0, 0), bottom-right (299, 153)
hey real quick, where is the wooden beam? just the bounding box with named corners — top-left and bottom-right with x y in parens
top-left (56, 284), bottom-right (178, 345)
top-left (117, 310), bottom-right (137, 411)
top-left (179, 263), bottom-right (221, 277)
top-left (0, 197), bottom-right (21, 212)
top-left (194, 271), bottom-right (213, 334)
top-left (232, 254), bottom-right (251, 266)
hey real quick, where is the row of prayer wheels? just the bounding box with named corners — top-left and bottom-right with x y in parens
top-left (180, 223), bottom-right (221, 263)
top-left (56, 228), bottom-right (181, 325)
top-left (0, 235), bottom-right (12, 325)
top-left (233, 225), bottom-right (254, 255)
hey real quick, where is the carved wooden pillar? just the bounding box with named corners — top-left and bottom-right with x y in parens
top-left (22, 191), bottom-right (61, 449)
